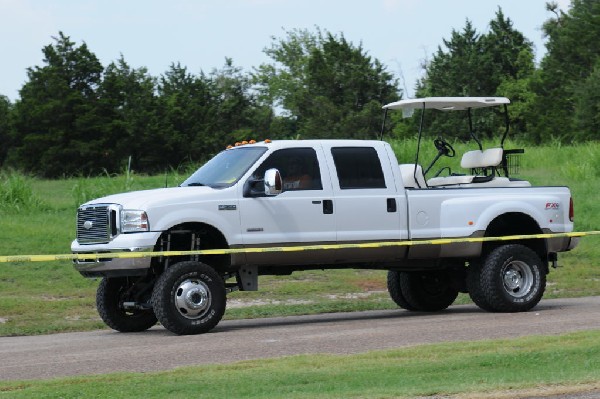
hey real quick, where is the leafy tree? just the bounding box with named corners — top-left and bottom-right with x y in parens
top-left (11, 32), bottom-right (104, 177)
top-left (417, 21), bottom-right (484, 98)
top-left (97, 56), bottom-right (162, 172)
top-left (158, 63), bottom-right (222, 165)
top-left (255, 29), bottom-right (317, 117)
top-left (255, 28), bottom-right (400, 139)
top-left (157, 59), bottom-right (272, 167)
top-left (482, 9), bottom-right (535, 92)
top-left (208, 58), bottom-right (274, 145)
top-left (0, 95), bottom-right (14, 166)
top-left (531, 0), bottom-right (600, 142)
top-left (573, 58), bottom-right (600, 138)
top-left (415, 9), bottom-right (535, 142)
top-left (487, 10), bottom-right (536, 138)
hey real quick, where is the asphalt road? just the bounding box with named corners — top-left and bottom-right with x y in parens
top-left (1, 296), bottom-right (600, 383)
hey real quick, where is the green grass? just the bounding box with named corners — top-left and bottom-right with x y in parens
top-left (1, 330), bottom-right (599, 398)
top-left (0, 140), bottom-right (599, 337)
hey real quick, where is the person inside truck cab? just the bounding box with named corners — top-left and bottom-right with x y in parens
top-left (252, 148), bottom-right (321, 192)
top-left (282, 156), bottom-right (311, 190)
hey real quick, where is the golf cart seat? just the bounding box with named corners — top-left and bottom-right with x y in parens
top-left (427, 148), bottom-right (505, 187)
top-left (399, 163), bottom-right (427, 188)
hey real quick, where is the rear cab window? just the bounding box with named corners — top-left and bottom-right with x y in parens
top-left (331, 147), bottom-right (386, 189)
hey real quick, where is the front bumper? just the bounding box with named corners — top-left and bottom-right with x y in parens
top-left (71, 231), bottom-right (162, 277)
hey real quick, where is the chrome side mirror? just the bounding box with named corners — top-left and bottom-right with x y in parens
top-left (264, 168), bottom-right (282, 196)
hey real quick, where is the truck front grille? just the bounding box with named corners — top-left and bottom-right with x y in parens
top-left (77, 204), bottom-right (119, 244)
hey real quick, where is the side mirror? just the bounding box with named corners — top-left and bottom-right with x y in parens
top-left (264, 168), bottom-right (282, 196)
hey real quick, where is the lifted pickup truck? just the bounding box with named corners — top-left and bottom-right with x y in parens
top-left (72, 97), bottom-right (578, 335)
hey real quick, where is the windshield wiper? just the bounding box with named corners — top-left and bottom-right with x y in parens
top-left (185, 182), bottom-right (206, 187)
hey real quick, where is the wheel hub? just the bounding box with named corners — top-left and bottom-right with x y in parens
top-left (175, 279), bottom-right (211, 319)
top-left (502, 261), bottom-right (534, 298)
top-left (504, 269), bottom-right (521, 290)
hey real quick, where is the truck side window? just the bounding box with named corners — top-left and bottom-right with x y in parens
top-left (254, 148), bottom-right (323, 191)
top-left (331, 147), bottom-right (386, 189)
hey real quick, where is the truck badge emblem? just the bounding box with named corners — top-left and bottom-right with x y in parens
top-left (83, 221), bottom-right (94, 229)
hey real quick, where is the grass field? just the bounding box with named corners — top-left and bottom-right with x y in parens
top-left (1, 139), bottom-right (599, 337)
top-left (1, 331), bottom-right (599, 398)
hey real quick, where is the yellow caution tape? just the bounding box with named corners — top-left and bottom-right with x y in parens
top-left (0, 231), bottom-right (598, 264)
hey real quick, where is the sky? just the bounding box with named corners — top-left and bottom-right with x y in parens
top-left (0, 0), bottom-right (571, 102)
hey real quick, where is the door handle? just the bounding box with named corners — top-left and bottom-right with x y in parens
top-left (387, 198), bottom-right (397, 213)
top-left (323, 199), bottom-right (333, 214)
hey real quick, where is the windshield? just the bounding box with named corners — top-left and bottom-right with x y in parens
top-left (181, 146), bottom-right (268, 188)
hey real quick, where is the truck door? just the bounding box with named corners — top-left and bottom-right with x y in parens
top-left (239, 146), bottom-right (337, 265)
top-left (325, 144), bottom-right (409, 262)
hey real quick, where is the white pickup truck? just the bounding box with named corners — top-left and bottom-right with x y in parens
top-left (71, 97), bottom-right (578, 335)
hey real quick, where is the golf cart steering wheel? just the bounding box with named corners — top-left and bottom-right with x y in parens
top-left (434, 138), bottom-right (455, 158)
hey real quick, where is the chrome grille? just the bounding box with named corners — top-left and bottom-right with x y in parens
top-left (77, 204), bottom-right (117, 244)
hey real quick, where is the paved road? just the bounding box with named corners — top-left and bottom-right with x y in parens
top-left (1, 296), bottom-right (600, 382)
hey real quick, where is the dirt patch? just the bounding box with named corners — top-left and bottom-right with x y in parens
top-left (355, 278), bottom-right (387, 291)
top-left (227, 290), bottom-right (387, 308)
top-left (324, 290), bottom-right (387, 300)
top-left (227, 298), bottom-right (314, 308)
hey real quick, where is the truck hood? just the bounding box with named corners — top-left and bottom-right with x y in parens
top-left (83, 186), bottom-right (221, 209)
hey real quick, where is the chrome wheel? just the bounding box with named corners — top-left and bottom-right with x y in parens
top-left (152, 261), bottom-right (226, 335)
top-left (175, 279), bottom-right (212, 319)
top-left (502, 260), bottom-right (534, 299)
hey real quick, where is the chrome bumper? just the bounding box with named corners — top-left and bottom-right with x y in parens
top-left (73, 249), bottom-right (153, 276)
top-left (73, 246), bottom-right (155, 277)
top-left (71, 231), bottom-right (162, 277)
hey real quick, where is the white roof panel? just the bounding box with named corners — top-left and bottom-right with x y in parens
top-left (383, 97), bottom-right (510, 111)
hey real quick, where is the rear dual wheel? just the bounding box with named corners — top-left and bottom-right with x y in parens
top-left (387, 271), bottom-right (416, 310)
top-left (468, 244), bottom-right (545, 312)
top-left (387, 270), bottom-right (458, 311)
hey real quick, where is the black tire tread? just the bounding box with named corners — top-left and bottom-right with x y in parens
top-left (466, 260), bottom-right (494, 312)
top-left (398, 271), bottom-right (458, 312)
top-left (152, 261), bottom-right (226, 335)
top-left (96, 277), bottom-right (157, 333)
top-left (387, 270), bottom-right (417, 311)
top-left (478, 244), bottom-right (545, 312)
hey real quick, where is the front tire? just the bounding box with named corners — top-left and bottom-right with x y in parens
top-left (152, 261), bottom-right (226, 335)
top-left (96, 277), bottom-right (158, 332)
top-left (469, 244), bottom-right (546, 312)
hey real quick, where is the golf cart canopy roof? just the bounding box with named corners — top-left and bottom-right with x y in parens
top-left (383, 97), bottom-right (510, 112)
top-left (378, 95), bottom-right (513, 151)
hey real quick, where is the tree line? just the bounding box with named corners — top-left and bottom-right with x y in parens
top-left (0, 0), bottom-right (598, 178)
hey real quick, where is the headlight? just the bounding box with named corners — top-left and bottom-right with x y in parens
top-left (120, 210), bottom-right (149, 233)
